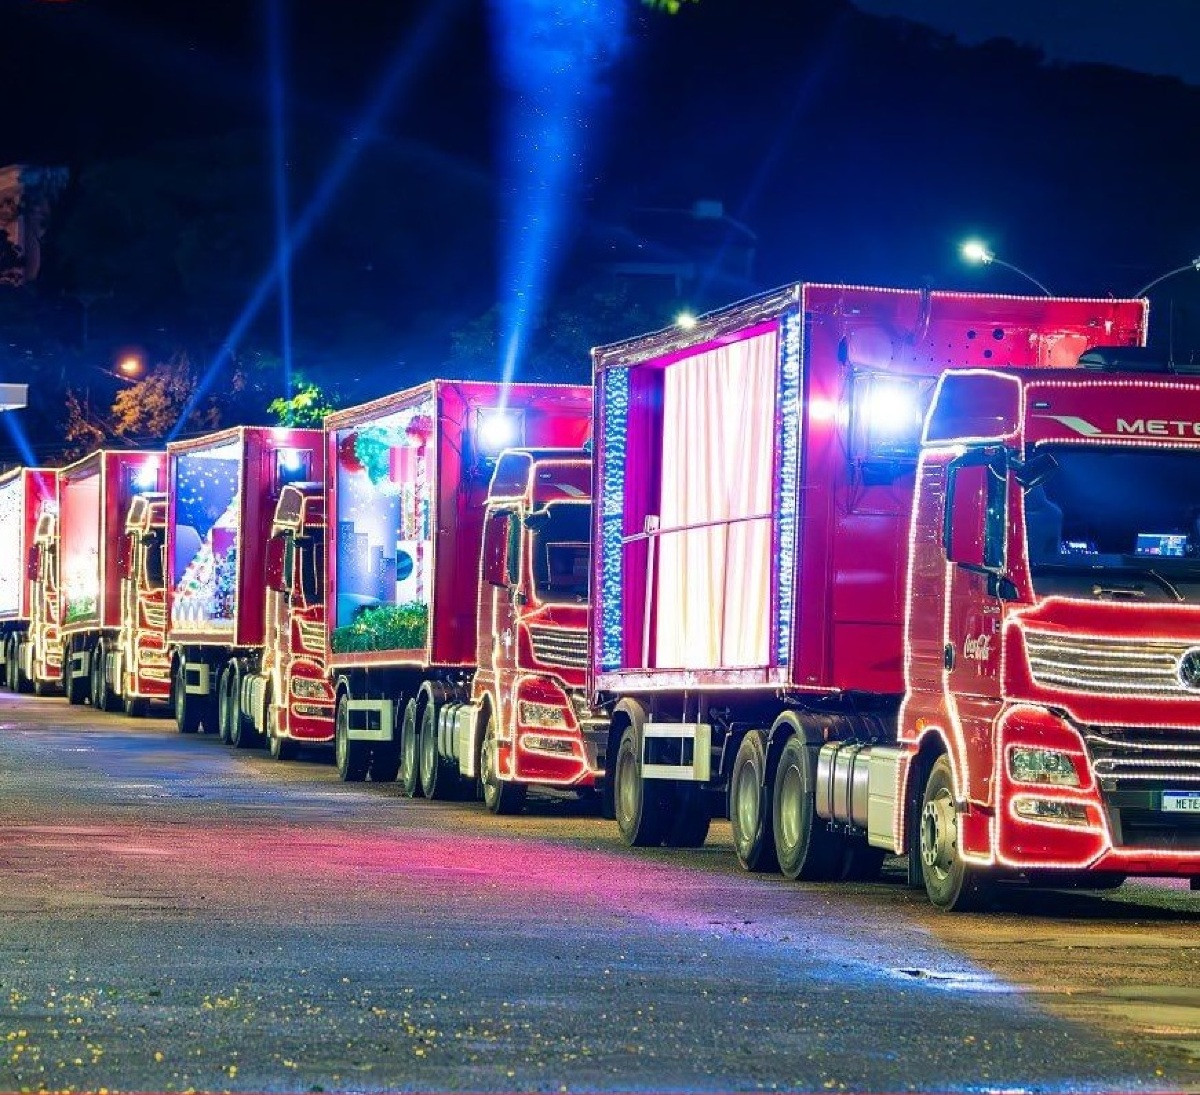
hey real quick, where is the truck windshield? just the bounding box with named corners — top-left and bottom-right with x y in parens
top-left (143, 535), bottom-right (165, 591)
top-left (530, 502), bottom-right (590, 604)
top-left (1025, 445), bottom-right (1200, 604)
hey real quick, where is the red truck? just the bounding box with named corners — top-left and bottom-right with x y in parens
top-left (313, 379), bottom-right (601, 810)
top-left (165, 426), bottom-right (322, 741)
top-left (591, 283), bottom-right (1200, 909)
top-left (56, 449), bottom-right (168, 708)
top-left (0, 467), bottom-right (57, 692)
top-left (114, 490), bottom-right (169, 716)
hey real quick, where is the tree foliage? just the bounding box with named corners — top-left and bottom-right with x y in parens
top-left (267, 378), bottom-right (338, 427)
top-left (109, 352), bottom-right (236, 441)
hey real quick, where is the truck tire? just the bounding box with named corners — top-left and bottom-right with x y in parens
top-left (123, 694), bottom-right (149, 718)
top-left (224, 663), bottom-right (259, 749)
top-left (33, 675), bottom-right (54, 698)
top-left (266, 691), bottom-right (297, 760)
top-left (334, 692), bottom-right (369, 782)
top-left (772, 734), bottom-right (843, 881)
top-left (173, 660), bottom-right (201, 734)
top-left (919, 754), bottom-right (993, 911)
top-left (480, 709), bottom-right (526, 815)
top-left (613, 718), bottom-right (668, 847)
top-left (419, 698), bottom-right (456, 800)
top-left (95, 641), bottom-right (119, 712)
top-left (729, 729), bottom-right (778, 872)
top-left (66, 647), bottom-right (88, 706)
top-left (399, 698), bottom-right (422, 798)
top-left (5, 638), bottom-right (19, 692)
top-left (216, 664), bottom-right (235, 743)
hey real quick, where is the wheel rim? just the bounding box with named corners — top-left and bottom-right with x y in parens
top-left (920, 786), bottom-right (958, 883)
top-left (734, 762), bottom-right (760, 844)
top-left (336, 702), bottom-right (348, 771)
top-left (421, 717), bottom-right (435, 783)
top-left (481, 723), bottom-right (500, 806)
top-left (616, 737), bottom-right (638, 828)
top-left (777, 759), bottom-right (802, 852)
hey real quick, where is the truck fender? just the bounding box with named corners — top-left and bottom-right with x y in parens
top-left (900, 729), bottom-right (954, 885)
top-left (764, 710), bottom-right (821, 775)
top-left (602, 698), bottom-right (650, 823)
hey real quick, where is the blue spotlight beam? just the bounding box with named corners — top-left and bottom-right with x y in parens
top-left (169, 0), bottom-right (465, 440)
top-left (489, 0), bottom-right (626, 397)
top-left (267, 0), bottom-right (294, 420)
top-left (2, 412), bottom-right (37, 468)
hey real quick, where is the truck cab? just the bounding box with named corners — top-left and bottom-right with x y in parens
top-left (470, 449), bottom-right (607, 813)
top-left (896, 354), bottom-right (1200, 906)
top-left (254, 481), bottom-right (331, 758)
top-left (24, 507), bottom-right (61, 694)
top-left (116, 492), bottom-right (169, 716)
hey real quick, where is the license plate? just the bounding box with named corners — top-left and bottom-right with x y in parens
top-left (1161, 791), bottom-right (1200, 813)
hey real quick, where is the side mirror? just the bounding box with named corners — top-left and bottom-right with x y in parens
top-left (482, 512), bottom-right (509, 588)
top-left (265, 536), bottom-right (286, 593)
top-left (118, 535), bottom-right (135, 580)
top-left (944, 451), bottom-right (1007, 573)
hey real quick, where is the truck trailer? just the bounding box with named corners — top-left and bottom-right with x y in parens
top-left (56, 449), bottom-right (167, 708)
top-left (589, 283), bottom-right (1200, 910)
top-left (165, 426), bottom-right (322, 741)
top-left (0, 467), bottom-right (57, 693)
top-left (320, 379), bottom-right (601, 807)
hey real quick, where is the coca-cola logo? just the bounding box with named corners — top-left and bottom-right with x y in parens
top-left (963, 633), bottom-right (993, 662)
top-left (1178, 647), bottom-right (1200, 690)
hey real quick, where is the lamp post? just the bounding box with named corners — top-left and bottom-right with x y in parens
top-left (960, 240), bottom-right (1053, 297)
top-left (1133, 257), bottom-right (1200, 298)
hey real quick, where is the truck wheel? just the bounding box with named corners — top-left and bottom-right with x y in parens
top-left (5, 638), bottom-right (18, 691)
top-left (123, 694), bottom-right (149, 718)
top-left (94, 641), bottom-right (118, 712)
top-left (33, 675), bottom-right (54, 698)
top-left (480, 710), bottom-right (526, 816)
top-left (419, 698), bottom-right (456, 800)
top-left (613, 719), bottom-right (667, 847)
top-left (334, 693), bottom-right (369, 782)
top-left (400, 699), bottom-right (422, 798)
top-left (216, 665), bottom-right (235, 744)
top-left (173, 661), bottom-right (201, 734)
top-left (66, 646), bottom-right (88, 706)
top-left (226, 664), bottom-right (259, 749)
top-left (919, 754), bottom-right (993, 911)
top-left (772, 734), bottom-right (843, 881)
top-left (729, 729), bottom-right (778, 872)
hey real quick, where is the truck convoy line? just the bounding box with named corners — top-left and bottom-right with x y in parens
top-left (5, 282), bottom-right (1200, 911)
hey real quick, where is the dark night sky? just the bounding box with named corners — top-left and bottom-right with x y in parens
top-left (4, 0), bottom-right (1200, 457)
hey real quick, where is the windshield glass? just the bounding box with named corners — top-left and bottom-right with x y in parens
top-left (530, 502), bottom-right (590, 604)
top-left (1026, 445), bottom-right (1200, 604)
top-left (144, 535), bottom-right (165, 591)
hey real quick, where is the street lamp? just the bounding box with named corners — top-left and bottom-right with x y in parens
top-left (1133, 256), bottom-right (1200, 298)
top-left (960, 239), bottom-right (1053, 297)
top-left (115, 351), bottom-right (145, 379)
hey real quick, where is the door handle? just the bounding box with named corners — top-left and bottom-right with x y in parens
top-left (943, 643), bottom-right (955, 670)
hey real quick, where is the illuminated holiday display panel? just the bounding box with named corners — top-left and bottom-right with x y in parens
top-left (331, 397), bottom-right (436, 653)
top-left (60, 471), bottom-right (101, 624)
top-left (169, 440), bottom-right (242, 634)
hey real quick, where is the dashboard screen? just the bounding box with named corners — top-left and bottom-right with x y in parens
top-left (1134, 532), bottom-right (1188, 558)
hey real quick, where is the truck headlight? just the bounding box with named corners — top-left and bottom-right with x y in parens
top-left (1008, 747), bottom-right (1080, 787)
top-left (1012, 797), bottom-right (1090, 826)
top-left (518, 700), bottom-right (569, 729)
top-left (291, 676), bottom-right (328, 700)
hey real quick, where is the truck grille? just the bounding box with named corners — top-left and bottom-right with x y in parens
top-left (1083, 727), bottom-right (1200, 784)
top-left (529, 626), bottom-right (587, 670)
top-left (1024, 630), bottom-right (1196, 697)
top-left (1083, 726), bottom-right (1200, 850)
top-left (297, 619), bottom-right (325, 654)
top-left (142, 602), bottom-right (166, 630)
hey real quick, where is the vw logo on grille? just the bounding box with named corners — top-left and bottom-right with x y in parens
top-left (1178, 647), bottom-right (1200, 690)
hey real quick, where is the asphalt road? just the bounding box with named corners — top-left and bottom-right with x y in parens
top-left (1, 691), bottom-right (1198, 1093)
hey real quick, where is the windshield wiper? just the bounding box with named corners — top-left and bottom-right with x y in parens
top-left (1135, 568), bottom-right (1184, 602)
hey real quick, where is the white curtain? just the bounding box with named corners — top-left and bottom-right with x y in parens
top-left (655, 330), bottom-right (777, 669)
